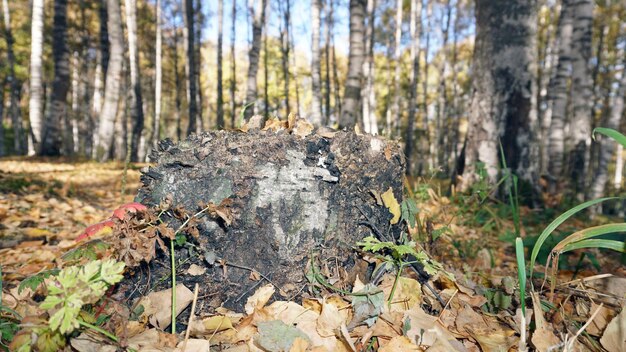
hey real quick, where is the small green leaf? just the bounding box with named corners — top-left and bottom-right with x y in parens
top-left (18, 269), bottom-right (60, 294)
top-left (401, 199), bottom-right (419, 228)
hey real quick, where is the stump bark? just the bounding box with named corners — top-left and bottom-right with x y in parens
top-left (127, 129), bottom-right (405, 313)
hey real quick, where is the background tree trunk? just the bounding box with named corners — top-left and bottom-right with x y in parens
top-left (461, 0), bottom-right (536, 188)
top-left (244, 0), bottom-right (267, 120)
top-left (2, 0), bottom-right (23, 154)
top-left (96, 0), bottom-right (124, 161)
top-left (153, 0), bottom-right (162, 147)
top-left (41, 0), bottom-right (70, 156)
top-left (28, 0), bottom-right (44, 155)
top-left (183, 0), bottom-right (197, 135)
top-left (126, 0), bottom-right (145, 162)
top-left (390, 0), bottom-right (403, 137)
top-left (362, 0), bottom-right (377, 135)
top-left (405, 0), bottom-right (422, 175)
top-left (547, 0), bottom-right (573, 178)
top-left (567, 0), bottom-right (593, 197)
top-left (589, 41), bottom-right (626, 200)
top-left (279, 0), bottom-right (291, 119)
top-left (339, 0), bottom-right (366, 128)
top-left (217, 0), bottom-right (225, 129)
top-left (230, 0), bottom-right (237, 128)
top-left (310, 0), bottom-right (323, 126)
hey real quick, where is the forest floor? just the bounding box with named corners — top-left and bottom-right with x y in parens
top-left (1, 158), bottom-right (625, 351)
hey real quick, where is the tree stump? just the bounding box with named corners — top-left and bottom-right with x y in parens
top-left (125, 128), bottom-right (405, 313)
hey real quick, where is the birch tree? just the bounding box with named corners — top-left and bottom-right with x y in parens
top-left (461, 0), bottom-right (536, 187)
top-left (339, 0), bottom-right (366, 128)
top-left (244, 0), bottom-right (267, 120)
top-left (96, 0), bottom-right (124, 161)
top-left (125, 0), bottom-right (145, 161)
top-left (568, 0), bottom-right (593, 195)
top-left (217, 0), bottom-right (225, 128)
top-left (230, 0), bottom-right (237, 127)
top-left (41, 0), bottom-right (70, 156)
top-left (28, 0), bottom-right (44, 155)
top-left (153, 0), bottom-right (162, 146)
top-left (389, 0), bottom-right (403, 136)
top-left (2, 0), bottom-right (23, 154)
top-left (405, 0), bottom-right (422, 175)
top-left (183, 0), bottom-right (197, 135)
top-left (310, 0), bottom-right (323, 126)
top-left (362, 0), bottom-right (378, 135)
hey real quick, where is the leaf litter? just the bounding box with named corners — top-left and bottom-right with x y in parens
top-left (1, 160), bottom-right (625, 351)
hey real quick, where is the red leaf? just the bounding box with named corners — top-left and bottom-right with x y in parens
top-left (111, 202), bottom-right (147, 220)
top-left (76, 219), bottom-right (115, 241)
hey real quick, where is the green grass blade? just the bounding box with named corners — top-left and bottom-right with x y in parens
top-left (562, 239), bottom-right (626, 253)
top-left (515, 237), bottom-right (526, 316)
top-left (529, 197), bottom-right (618, 282)
top-left (592, 127), bottom-right (626, 148)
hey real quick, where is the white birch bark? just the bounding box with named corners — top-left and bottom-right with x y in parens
top-left (125, 0), bottom-right (145, 161)
top-left (244, 0), bottom-right (267, 120)
top-left (153, 0), bottom-right (162, 146)
top-left (28, 0), bottom-right (44, 155)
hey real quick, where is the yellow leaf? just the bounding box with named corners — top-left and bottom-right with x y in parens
top-left (381, 188), bottom-right (400, 224)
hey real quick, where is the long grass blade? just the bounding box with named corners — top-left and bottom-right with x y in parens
top-left (592, 127), bottom-right (626, 148)
top-left (562, 239), bottom-right (626, 253)
top-left (529, 197), bottom-right (617, 282)
top-left (515, 238), bottom-right (527, 316)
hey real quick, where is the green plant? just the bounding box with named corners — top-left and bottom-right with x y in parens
top-left (1, 266), bottom-right (21, 351)
top-left (39, 259), bottom-right (125, 337)
top-left (515, 237), bottom-right (526, 317)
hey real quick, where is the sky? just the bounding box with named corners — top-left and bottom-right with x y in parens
top-left (201, 0), bottom-right (351, 59)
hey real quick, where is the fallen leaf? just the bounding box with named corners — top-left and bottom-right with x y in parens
top-left (381, 188), bottom-right (401, 224)
top-left (245, 284), bottom-right (275, 315)
top-left (139, 284), bottom-right (194, 330)
top-left (379, 336), bottom-right (419, 351)
top-left (256, 320), bottom-right (310, 352)
top-left (600, 306), bottom-right (626, 352)
top-left (186, 264), bottom-right (206, 276)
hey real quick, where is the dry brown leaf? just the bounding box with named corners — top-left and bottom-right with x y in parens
top-left (139, 284), bottom-right (194, 330)
top-left (185, 264), bottom-right (206, 276)
top-left (600, 306), bottom-right (626, 352)
top-left (245, 284), bottom-right (275, 315)
top-left (317, 300), bottom-right (344, 337)
top-left (379, 336), bottom-right (419, 351)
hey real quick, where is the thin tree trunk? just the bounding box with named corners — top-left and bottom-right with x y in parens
top-left (217, 0), bottom-right (225, 128)
top-left (195, 0), bottom-right (203, 132)
top-left (290, 12), bottom-right (301, 116)
top-left (340, 0), bottom-right (366, 128)
top-left (0, 79), bottom-right (5, 156)
top-left (28, 0), bottom-right (44, 155)
top-left (96, 0), bottom-right (124, 161)
top-left (461, 0), bottom-right (536, 188)
top-left (41, 0), bottom-right (70, 156)
top-left (389, 0), bottom-right (403, 137)
top-left (362, 0), bottom-right (377, 135)
top-left (331, 37), bottom-right (341, 123)
top-left (420, 1), bottom-right (432, 171)
top-left (323, 0), bottom-right (332, 124)
top-left (125, 0), bottom-right (145, 162)
top-left (538, 2), bottom-right (558, 174)
top-left (310, 0), bottom-right (323, 126)
top-left (278, 0), bottom-right (291, 118)
top-left (263, 10), bottom-right (269, 118)
top-left (567, 0), bottom-right (593, 196)
top-left (2, 0), bottom-right (23, 154)
top-left (230, 0), bottom-right (237, 127)
top-left (589, 38), bottom-right (626, 200)
top-left (183, 0), bottom-right (197, 135)
top-left (436, 0), bottom-right (451, 171)
top-left (405, 0), bottom-right (422, 175)
top-left (153, 0), bottom-right (162, 145)
top-left (547, 0), bottom-right (574, 178)
top-left (245, 0), bottom-right (267, 120)
top-left (174, 27), bottom-right (183, 141)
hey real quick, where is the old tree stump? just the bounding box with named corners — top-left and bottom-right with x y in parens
top-left (122, 127), bottom-right (405, 313)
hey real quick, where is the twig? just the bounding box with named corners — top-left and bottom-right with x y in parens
top-left (565, 303), bottom-right (603, 351)
top-left (181, 283), bottom-right (199, 352)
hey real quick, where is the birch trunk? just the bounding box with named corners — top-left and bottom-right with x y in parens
top-left (279, 0), bottom-right (291, 118)
top-left (567, 0), bottom-right (593, 196)
top-left (405, 0), bottom-right (422, 175)
top-left (217, 0), bottom-right (225, 128)
top-left (96, 0), bottom-right (124, 161)
top-left (589, 40), bottom-right (626, 200)
top-left (362, 0), bottom-right (377, 135)
top-left (153, 0), bottom-right (162, 145)
top-left (41, 0), bottom-right (70, 156)
top-left (2, 0), bottom-right (23, 154)
top-left (310, 0), bottom-right (323, 126)
top-left (339, 0), bottom-right (366, 128)
top-left (28, 0), bottom-right (44, 155)
top-left (183, 0), bottom-right (197, 135)
top-left (0, 80), bottom-right (5, 156)
top-left (435, 0), bottom-right (451, 171)
top-left (389, 0), bottom-right (403, 137)
top-left (323, 0), bottom-right (332, 123)
top-left (461, 0), bottom-right (536, 188)
top-left (230, 0), bottom-right (237, 127)
top-left (244, 0), bottom-right (267, 120)
top-left (547, 0), bottom-right (573, 177)
top-left (125, 0), bottom-right (145, 161)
